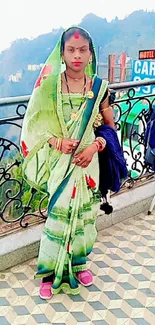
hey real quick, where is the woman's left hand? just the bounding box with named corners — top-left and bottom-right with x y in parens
top-left (72, 144), bottom-right (97, 168)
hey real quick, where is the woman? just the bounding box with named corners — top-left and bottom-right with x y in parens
top-left (20, 26), bottom-right (115, 299)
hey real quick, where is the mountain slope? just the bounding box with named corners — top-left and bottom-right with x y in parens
top-left (0, 10), bottom-right (155, 97)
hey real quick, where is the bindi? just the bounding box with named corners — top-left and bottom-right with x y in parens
top-left (74, 30), bottom-right (80, 39)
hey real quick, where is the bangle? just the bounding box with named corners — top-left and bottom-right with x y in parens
top-left (56, 138), bottom-right (60, 150)
top-left (59, 138), bottom-right (62, 150)
top-left (96, 137), bottom-right (106, 146)
top-left (94, 137), bottom-right (106, 152)
top-left (55, 137), bottom-right (62, 151)
top-left (94, 140), bottom-right (104, 152)
top-left (93, 141), bottom-right (100, 151)
top-left (101, 105), bottom-right (111, 113)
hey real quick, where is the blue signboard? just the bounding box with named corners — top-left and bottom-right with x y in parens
top-left (132, 60), bottom-right (155, 94)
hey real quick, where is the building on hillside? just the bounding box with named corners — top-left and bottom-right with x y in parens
top-left (8, 71), bottom-right (22, 82)
top-left (28, 64), bottom-right (44, 71)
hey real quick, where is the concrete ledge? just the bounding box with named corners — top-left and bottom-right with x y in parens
top-left (1, 224), bottom-right (43, 256)
top-left (0, 181), bottom-right (155, 271)
top-left (97, 195), bottom-right (153, 231)
top-left (0, 242), bottom-right (39, 273)
top-left (0, 224), bottom-right (43, 272)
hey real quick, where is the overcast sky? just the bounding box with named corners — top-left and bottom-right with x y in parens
top-left (0, 0), bottom-right (154, 52)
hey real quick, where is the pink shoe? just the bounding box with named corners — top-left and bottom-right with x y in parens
top-left (76, 270), bottom-right (93, 287)
top-left (39, 280), bottom-right (52, 300)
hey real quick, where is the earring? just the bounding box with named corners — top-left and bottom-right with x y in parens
top-left (89, 59), bottom-right (92, 64)
top-left (62, 58), bottom-right (65, 64)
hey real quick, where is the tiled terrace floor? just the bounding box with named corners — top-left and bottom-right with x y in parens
top-left (1, 212), bottom-right (155, 325)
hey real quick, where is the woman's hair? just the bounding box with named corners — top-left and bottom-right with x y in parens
top-left (61, 27), bottom-right (93, 53)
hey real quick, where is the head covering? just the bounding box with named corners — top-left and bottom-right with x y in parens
top-left (34, 26), bottom-right (97, 88)
top-left (21, 26), bottom-right (98, 151)
top-left (20, 27), bottom-right (107, 192)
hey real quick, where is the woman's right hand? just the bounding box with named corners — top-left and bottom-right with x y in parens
top-left (48, 137), bottom-right (79, 154)
top-left (61, 139), bottom-right (80, 154)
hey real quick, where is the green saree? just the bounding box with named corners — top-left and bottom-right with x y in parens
top-left (20, 27), bottom-right (108, 294)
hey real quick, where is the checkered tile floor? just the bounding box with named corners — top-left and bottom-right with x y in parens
top-left (1, 212), bottom-right (155, 325)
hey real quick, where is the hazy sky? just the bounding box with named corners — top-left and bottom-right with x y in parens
top-left (0, 0), bottom-right (154, 52)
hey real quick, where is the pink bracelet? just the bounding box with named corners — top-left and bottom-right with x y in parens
top-left (94, 137), bottom-right (106, 152)
top-left (93, 141), bottom-right (100, 151)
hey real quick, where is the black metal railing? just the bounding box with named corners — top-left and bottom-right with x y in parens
top-left (0, 79), bottom-right (155, 230)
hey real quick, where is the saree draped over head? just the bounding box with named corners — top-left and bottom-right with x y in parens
top-left (20, 27), bottom-right (108, 294)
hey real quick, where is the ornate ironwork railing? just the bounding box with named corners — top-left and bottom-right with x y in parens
top-left (0, 79), bottom-right (155, 231)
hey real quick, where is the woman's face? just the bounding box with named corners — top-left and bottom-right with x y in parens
top-left (62, 34), bottom-right (92, 72)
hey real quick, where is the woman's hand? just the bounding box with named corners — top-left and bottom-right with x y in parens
top-left (61, 139), bottom-right (79, 154)
top-left (72, 143), bottom-right (97, 168)
top-left (48, 137), bottom-right (79, 154)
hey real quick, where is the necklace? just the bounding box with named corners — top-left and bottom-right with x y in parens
top-left (65, 73), bottom-right (84, 82)
top-left (64, 72), bottom-right (87, 120)
top-left (66, 83), bottom-right (86, 93)
top-left (64, 71), bottom-right (87, 95)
